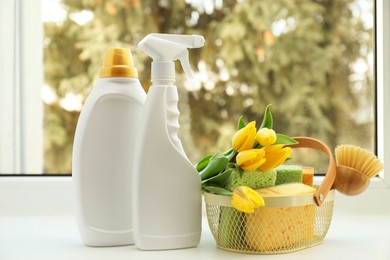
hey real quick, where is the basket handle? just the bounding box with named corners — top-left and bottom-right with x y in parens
top-left (287, 137), bottom-right (336, 206)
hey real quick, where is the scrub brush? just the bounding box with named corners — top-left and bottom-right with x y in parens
top-left (333, 144), bottom-right (384, 195)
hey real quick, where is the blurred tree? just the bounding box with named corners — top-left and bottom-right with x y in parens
top-left (43, 0), bottom-right (373, 173)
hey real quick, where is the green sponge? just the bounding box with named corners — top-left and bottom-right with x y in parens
top-left (226, 169), bottom-right (277, 191)
top-left (275, 165), bottom-right (303, 185)
top-left (218, 207), bottom-right (245, 249)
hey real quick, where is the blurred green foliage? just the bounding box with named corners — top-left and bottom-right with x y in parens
top-left (43, 0), bottom-right (374, 173)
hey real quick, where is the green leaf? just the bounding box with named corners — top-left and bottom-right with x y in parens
top-left (211, 150), bottom-right (225, 159)
top-left (203, 185), bottom-right (233, 196)
top-left (196, 154), bottom-right (213, 172)
top-left (260, 104), bottom-right (273, 129)
top-left (237, 116), bottom-right (246, 130)
top-left (223, 148), bottom-right (236, 161)
top-left (275, 134), bottom-right (299, 145)
top-left (235, 165), bottom-right (244, 178)
top-left (203, 168), bottom-right (233, 186)
top-left (199, 152), bottom-right (229, 181)
top-left (223, 148), bottom-right (234, 157)
top-left (227, 162), bottom-right (236, 169)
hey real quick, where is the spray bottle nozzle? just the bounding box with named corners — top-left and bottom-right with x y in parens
top-left (138, 33), bottom-right (205, 81)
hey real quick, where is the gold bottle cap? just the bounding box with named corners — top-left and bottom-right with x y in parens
top-left (99, 48), bottom-right (138, 78)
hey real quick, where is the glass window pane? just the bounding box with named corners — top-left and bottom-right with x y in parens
top-left (1, 0), bottom-right (375, 174)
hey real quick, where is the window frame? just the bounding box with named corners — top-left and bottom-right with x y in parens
top-left (0, 0), bottom-right (44, 174)
top-left (0, 0), bottom-right (389, 216)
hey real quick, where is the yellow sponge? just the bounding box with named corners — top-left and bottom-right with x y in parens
top-left (246, 183), bottom-right (316, 252)
top-left (246, 204), bottom-right (315, 252)
top-left (256, 183), bottom-right (317, 197)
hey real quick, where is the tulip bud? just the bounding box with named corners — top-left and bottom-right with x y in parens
top-left (236, 149), bottom-right (266, 171)
top-left (259, 144), bottom-right (292, 171)
top-left (256, 127), bottom-right (277, 147)
top-left (231, 186), bottom-right (265, 213)
top-left (232, 121), bottom-right (256, 152)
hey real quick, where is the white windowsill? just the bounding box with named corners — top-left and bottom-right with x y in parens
top-left (1, 205), bottom-right (390, 259)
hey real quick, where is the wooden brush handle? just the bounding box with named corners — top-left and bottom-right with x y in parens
top-left (287, 137), bottom-right (336, 206)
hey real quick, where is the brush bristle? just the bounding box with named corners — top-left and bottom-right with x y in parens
top-left (335, 145), bottom-right (384, 178)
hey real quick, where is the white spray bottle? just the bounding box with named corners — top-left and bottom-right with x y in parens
top-left (72, 48), bottom-right (146, 246)
top-left (133, 34), bottom-right (205, 250)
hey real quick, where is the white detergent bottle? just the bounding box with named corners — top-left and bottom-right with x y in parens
top-left (133, 33), bottom-right (205, 250)
top-left (72, 48), bottom-right (146, 246)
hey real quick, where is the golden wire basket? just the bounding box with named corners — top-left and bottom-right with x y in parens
top-left (204, 137), bottom-right (337, 254)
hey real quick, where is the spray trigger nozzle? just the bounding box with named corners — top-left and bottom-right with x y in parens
top-left (138, 33), bottom-right (205, 81)
top-left (174, 49), bottom-right (193, 79)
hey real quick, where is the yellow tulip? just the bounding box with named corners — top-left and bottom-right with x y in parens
top-left (232, 121), bottom-right (256, 152)
top-left (259, 144), bottom-right (292, 171)
top-left (256, 127), bottom-right (277, 147)
top-left (236, 149), bottom-right (266, 171)
top-left (231, 186), bottom-right (265, 213)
